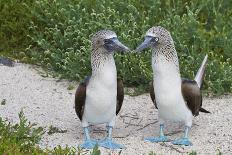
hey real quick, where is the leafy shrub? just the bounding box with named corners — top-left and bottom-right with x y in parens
top-left (0, 111), bottom-right (100, 154)
top-left (0, 110), bottom-right (44, 154)
top-left (0, 0), bottom-right (34, 60)
top-left (2, 0), bottom-right (232, 94)
top-left (26, 0), bottom-right (232, 94)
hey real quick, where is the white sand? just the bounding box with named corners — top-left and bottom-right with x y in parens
top-left (0, 63), bottom-right (231, 155)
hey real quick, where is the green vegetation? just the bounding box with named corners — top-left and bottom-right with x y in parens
top-left (0, 110), bottom-right (223, 154)
top-left (0, 0), bottom-right (33, 60)
top-left (67, 84), bottom-right (75, 90)
top-left (1, 99), bottom-right (6, 105)
top-left (0, 110), bottom-right (99, 154)
top-left (1, 0), bottom-right (232, 95)
top-left (189, 151), bottom-right (197, 155)
top-left (47, 125), bottom-right (67, 135)
top-left (0, 110), bottom-right (44, 154)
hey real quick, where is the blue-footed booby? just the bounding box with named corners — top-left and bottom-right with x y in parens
top-left (75, 30), bottom-right (129, 149)
top-left (136, 26), bottom-right (210, 146)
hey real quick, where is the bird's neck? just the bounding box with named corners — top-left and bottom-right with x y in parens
top-left (91, 48), bottom-right (116, 77)
top-left (152, 43), bottom-right (180, 71)
top-left (152, 44), bottom-right (181, 82)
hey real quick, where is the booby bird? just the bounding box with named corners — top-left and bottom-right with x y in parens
top-left (75, 30), bottom-right (129, 149)
top-left (136, 26), bottom-right (210, 146)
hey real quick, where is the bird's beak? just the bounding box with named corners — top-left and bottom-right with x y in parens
top-left (136, 36), bottom-right (153, 53)
top-left (108, 38), bottom-right (130, 52)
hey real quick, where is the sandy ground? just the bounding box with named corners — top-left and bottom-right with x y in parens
top-left (0, 63), bottom-right (231, 155)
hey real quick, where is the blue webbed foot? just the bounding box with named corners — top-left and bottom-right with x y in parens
top-left (80, 139), bottom-right (98, 149)
top-left (144, 135), bottom-right (170, 143)
top-left (99, 138), bottom-right (125, 149)
top-left (172, 137), bottom-right (192, 146)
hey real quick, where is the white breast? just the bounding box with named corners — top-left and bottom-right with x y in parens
top-left (152, 55), bottom-right (193, 125)
top-left (84, 60), bottom-right (117, 124)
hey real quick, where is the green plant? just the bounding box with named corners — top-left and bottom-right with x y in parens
top-left (0, 0), bottom-right (34, 61)
top-left (148, 151), bottom-right (156, 155)
top-left (47, 125), bottom-right (67, 135)
top-left (0, 110), bottom-right (44, 154)
top-left (0, 110), bottom-right (101, 154)
top-left (50, 145), bottom-right (77, 155)
top-left (1, 99), bottom-right (6, 105)
top-left (67, 85), bottom-right (75, 90)
top-left (90, 145), bottom-right (101, 155)
top-left (216, 149), bottom-right (223, 155)
top-left (189, 151), bottom-right (197, 155)
top-left (1, 0), bottom-right (231, 94)
top-left (25, 0), bottom-right (231, 94)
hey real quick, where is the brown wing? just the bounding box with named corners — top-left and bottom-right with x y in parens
top-left (150, 80), bottom-right (158, 109)
top-left (116, 78), bottom-right (124, 115)
top-left (181, 78), bottom-right (202, 116)
top-left (75, 76), bottom-right (90, 121)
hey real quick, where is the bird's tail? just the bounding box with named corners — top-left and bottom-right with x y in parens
top-left (194, 55), bottom-right (208, 89)
top-left (199, 107), bottom-right (211, 113)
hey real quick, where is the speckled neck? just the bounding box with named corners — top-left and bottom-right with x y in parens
top-left (152, 40), bottom-right (180, 73)
top-left (91, 48), bottom-right (115, 76)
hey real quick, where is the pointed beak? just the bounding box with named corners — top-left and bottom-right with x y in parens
top-left (112, 38), bottom-right (130, 52)
top-left (105, 37), bottom-right (130, 53)
top-left (136, 36), bottom-right (153, 53)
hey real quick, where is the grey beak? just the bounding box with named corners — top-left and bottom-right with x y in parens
top-left (113, 38), bottom-right (130, 52)
top-left (105, 37), bottom-right (130, 52)
top-left (136, 36), bottom-right (153, 52)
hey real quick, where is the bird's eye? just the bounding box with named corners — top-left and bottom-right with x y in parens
top-left (104, 39), bottom-right (111, 44)
top-left (150, 37), bottom-right (159, 43)
top-left (104, 37), bottom-right (116, 44)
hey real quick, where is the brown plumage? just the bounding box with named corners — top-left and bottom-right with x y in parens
top-left (116, 78), bottom-right (124, 115)
top-left (75, 76), bottom-right (90, 121)
top-left (149, 81), bottom-right (157, 109)
top-left (149, 78), bottom-right (210, 116)
top-left (75, 76), bottom-right (124, 121)
top-left (181, 79), bottom-right (202, 116)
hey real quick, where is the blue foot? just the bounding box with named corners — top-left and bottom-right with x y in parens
top-left (99, 138), bottom-right (125, 149)
top-left (80, 139), bottom-right (98, 149)
top-left (144, 135), bottom-right (170, 143)
top-left (172, 137), bottom-right (192, 146)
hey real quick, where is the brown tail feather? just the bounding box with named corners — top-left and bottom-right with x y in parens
top-left (199, 107), bottom-right (211, 113)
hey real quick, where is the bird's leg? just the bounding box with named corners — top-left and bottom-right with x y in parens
top-left (172, 126), bottom-right (193, 146)
top-left (80, 127), bottom-right (98, 149)
top-left (98, 126), bottom-right (125, 149)
top-left (159, 124), bottom-right (165, 136)
top-left (144, 124), bottom-right (169, 142)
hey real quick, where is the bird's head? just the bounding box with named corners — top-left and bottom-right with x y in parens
top-left (91, 30), bottom-right (130, 53)
top-left (136, 26), bottom-right (173, 52)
